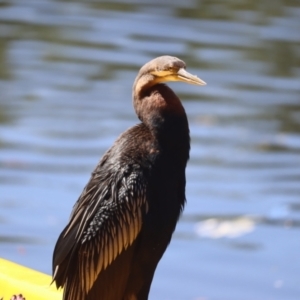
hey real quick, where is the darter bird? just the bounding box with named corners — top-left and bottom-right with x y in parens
top-left (52, 56), bottom-right (206, 300)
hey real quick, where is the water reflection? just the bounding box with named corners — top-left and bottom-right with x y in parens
top-left (0, 0), bottom-right (300, 299)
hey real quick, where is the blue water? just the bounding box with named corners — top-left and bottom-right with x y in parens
top-left (1, 1), bottom-right (300, 299)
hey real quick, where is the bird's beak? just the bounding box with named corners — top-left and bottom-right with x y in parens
top-left (151, 68), bottom-right (206, 86)
top-left (176, 68), bottom-right (206, 86)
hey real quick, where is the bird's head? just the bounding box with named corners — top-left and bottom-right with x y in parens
top-left (138, 56), bottom-right (206, 87)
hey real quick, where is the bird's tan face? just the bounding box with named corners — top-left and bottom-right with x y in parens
top-left (151, 67), bottom-right (206, 86)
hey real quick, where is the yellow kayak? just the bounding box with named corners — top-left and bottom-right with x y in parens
top-left (0, 258), bottom-right (62, 300)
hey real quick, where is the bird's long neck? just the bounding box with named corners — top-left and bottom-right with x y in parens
top-left (133, 82), bottom-right (190, 155)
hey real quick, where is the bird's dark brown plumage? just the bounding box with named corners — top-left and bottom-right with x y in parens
top-left (52, 56), bottom-right (206, 300)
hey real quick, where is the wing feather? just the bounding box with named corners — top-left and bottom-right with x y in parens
top-left (53, 164), bottom-right (148, 299)
top-left (113, 231), bottom-right (119, 259)
top-left (117, 227), bottom-right (123, 255)
top-left (96, 242), bottom-right (103, 275)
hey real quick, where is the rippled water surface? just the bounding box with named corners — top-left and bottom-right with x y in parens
top-left (1, 1), bottom-right (300, 299)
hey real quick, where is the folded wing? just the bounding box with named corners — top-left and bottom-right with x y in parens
top-left (52, 163), bottom-right (148, 299)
